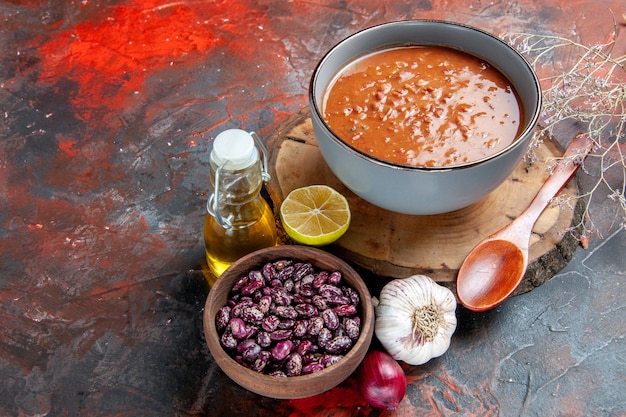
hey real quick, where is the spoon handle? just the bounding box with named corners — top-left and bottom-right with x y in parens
top-left (521, 133), bottom-right (593, 224)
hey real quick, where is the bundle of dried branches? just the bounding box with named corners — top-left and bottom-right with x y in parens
top-left (503, 15), bottom-right (626, 241)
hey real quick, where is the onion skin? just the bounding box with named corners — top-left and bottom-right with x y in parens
top-left (358, 350), bottom-right (407, 410)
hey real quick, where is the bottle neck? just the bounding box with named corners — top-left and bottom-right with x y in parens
top-left (207, 159), bottom-right (265, 229)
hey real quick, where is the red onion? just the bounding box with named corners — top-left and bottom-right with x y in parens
top-left (358, 350), bottom-right (407, 410)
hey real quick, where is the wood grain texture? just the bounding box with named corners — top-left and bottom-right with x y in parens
top-left (266, 108), bottom-right (584, 292)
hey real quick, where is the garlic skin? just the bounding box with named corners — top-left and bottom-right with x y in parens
top-left (374, 275), bottom-right (457, 365)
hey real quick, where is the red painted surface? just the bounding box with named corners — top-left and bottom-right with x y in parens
top-left (0, 0), bottom-right (624, 416)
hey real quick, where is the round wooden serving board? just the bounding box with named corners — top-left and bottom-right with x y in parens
top-left (265, 108), bottom-right (584, 295)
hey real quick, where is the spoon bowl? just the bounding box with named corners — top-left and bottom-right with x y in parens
top-left (457, 239), bottom-right (526, 311)
top-left (456, 133), bottom-right (593, 312)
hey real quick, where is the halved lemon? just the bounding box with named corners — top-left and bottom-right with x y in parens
top-left (280, 185), bottom-right (351, 246)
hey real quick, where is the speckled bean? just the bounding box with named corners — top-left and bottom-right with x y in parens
top-left (293, 320), bottom-right (308, 338)
top-left (322, 308), bottom-right (339, 330)
top-left (295, 303), bottom-right (318, 318)
top-left (269, 329), bottom-right (293, 341)
top-left (261, 315), bottom-right (280, 332)
top-left (343, 318), bottom-right (360, 340)
top-left (325, 335), bottom-right (352, 354)
top-left (220, 330), bottom-right (237, 350)
top-left (318, 327), bottom-right (332, 348)
top-left (256, 331), bottom-right (272, 348)
top-left (257, 295), bottom-right (272, 314)
top-left (334, 304), bottom-right (357, 317)
top-left (215, 306), bottom-right (231, 330)
top-left (252, 350), bottom-right (271, 373)
top-left (307, 316), bottom-right (324, 336)
top-left (275, 305), bottom-right (298, 319)
top-left (229, 317), bottom-right (248, 339)
top-left (241, 305), bottom-right (264, 323)
top-left (328, 271), bottom-right (342, 285)
top-left (320, 354), bottom-right (344, 368)
top-left (271, 340), bottom-right (293, 361)
top-left (284, 352), bottom-right (303, 376)
top-left (302, 362), bottom-right (325, 375)
top-left (241, 280), bottom-right (263, 296)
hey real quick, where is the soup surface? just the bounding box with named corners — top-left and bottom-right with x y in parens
top-left (323, 46), bottom-right (523, 167)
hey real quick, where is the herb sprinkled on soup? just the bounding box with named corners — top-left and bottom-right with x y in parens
top-left (322, 46), bottom-right (523, 167)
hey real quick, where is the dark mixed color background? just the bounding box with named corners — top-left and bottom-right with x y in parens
top-left (1, 1), bottom-right (624, 416)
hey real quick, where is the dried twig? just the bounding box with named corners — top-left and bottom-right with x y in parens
top-left (502, 15), bottom-right (626, 240)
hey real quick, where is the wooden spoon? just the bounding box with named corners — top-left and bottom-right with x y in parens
top-left (456, 133), bottom-right (593, 312)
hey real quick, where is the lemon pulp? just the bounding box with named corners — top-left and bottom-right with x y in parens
top-left (280, 185), bottom-right (351, 246)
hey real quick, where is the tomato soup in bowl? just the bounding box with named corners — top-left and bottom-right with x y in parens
top-left (309, 20), bottom-right (541, 215)
top-left (323, 46), bottom-right (523, 168)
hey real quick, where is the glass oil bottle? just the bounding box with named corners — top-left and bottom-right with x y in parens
top-left (203, 129), bottom-right (277, 286)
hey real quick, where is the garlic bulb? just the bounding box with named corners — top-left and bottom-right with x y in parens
top-left (374, 275), bottom-right (457, 365)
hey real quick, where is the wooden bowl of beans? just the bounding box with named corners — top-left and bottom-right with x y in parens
top-left (203, 245), bottom-right (374, 399)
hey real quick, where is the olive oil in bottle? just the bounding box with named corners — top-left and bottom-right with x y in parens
top-left (203, 129), bottom-right (277, 286)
